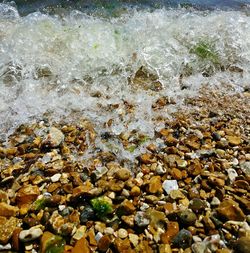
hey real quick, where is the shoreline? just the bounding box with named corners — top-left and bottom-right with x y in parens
top-left (0, 89), bottom-right (249, 252)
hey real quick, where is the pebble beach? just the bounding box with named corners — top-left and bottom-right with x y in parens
top-left (0, 86), bottom-right (249, 253)
top-left (0, 1), bottom-right (250, 253)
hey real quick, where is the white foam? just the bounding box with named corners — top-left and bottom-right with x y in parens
top-left (0, 5), bottom-right (249, 158)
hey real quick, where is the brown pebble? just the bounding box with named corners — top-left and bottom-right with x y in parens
top-left (217, 199), bottom-right (245, 221)
top-left (161, 222), bottom-right (179, 244)
top-left (130, 186), bottom-right (141, 197)
top-left (98, 235), bottom-right (111, 252)
top-left (115, 168), bottom-right (131, 181)
top-left (12, 227), bottom-right (23, 251)
top-left (148, 176), bottom-right (163, 194)
top-left (171, 168), bottom-right (182, 180)
top-left (0, 202), bottom-right (19, 217)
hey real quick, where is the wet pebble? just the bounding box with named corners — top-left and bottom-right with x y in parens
top-left (178, 209), bottom-right (197, 226)
top-left (172, 229), bottom-right (193, 249)
top-left (233, 237), bottom-right (250, 253)
top-left (134, 211), bottom-right (150, 227)
top-left (80, 206), bottom-right (95, 223)
top-left (19, 226), bottom-right (43, 242)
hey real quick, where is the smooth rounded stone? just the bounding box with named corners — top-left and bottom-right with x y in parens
top-left (189, 198), bottom-right (207, 213)
top-left (80, 206), bottom-right (95, 223)
top-left (118, 228), bottom-right (128, 239)
top-left (51, 173), bottom-right (61, 183)
top-left (115, 168), bottom-right (131, 181)
top-left (172, 229), bottom-right (193, 249)
top-left (217, 199), bottom-right (245, 221)
top-left (211, 197), bottom-right (221, 206)
top-left (43, 126), bottom-right (64, 148)
top-left (130, 186), bottom-right (141, 197)
top-left (134, 211), bottom-right (150, 227)
top-left (162, 180), bottom-right (178, 194)
top-left (227, 168), bottom-right (238, 183)
top-left (233, 237), bottom-right (250, 253)
top-left (178, 209), bottom-right (197, 226)
top-left (192, 242), bottom-right (208, 253)
top-left (19, 226), bottom-right (43, 242)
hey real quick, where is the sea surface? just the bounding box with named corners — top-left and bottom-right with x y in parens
top-left (0, 1), bottom-right (250, 155)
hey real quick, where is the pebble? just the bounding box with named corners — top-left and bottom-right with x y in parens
top-left (217, 199), bottom-right (245, 221)
top-left (104, 227), bottom-right (114, 235)
top-left (211, 197), bottom-right (221, 206)
top-left (51, 173), bottom-right (61, 182)
top-left (118, 228), bottom-right (128, 239)
top-left (0, 243), bottom-right (11, 251)
top-left (80, 206), bottom-right (95, 223)
top-left (233, 237), bottom-right (250, 253)
top-left (92, 166), bottom-right (108, 180)
top-left (178, 209), bottom-right (197, 226)
top-left (162, 180), bottom-right (178, 194)
top-left (240, 161), bottom-right (250, 176)
top-left (0, 202), bottom-right (19, 217)
top-left (161, 221), bottom-right (179, 244)
top-left (19, 226), bottom-right (43, 242)
top-left (227, 168), bottom-right (238, 183)
top-left (97, 235), bottom-right (111, 252)
top-left (134, 211), bottom-right (150, 227)
top-left (129, 234), bottom-right (139, 247)
top-left (189, 198), bottom-right (207, 213)
top-left (0, 217), bottom-right (20, 244)
top-left (227, 135), bottom-right (241, 146)
top-left (43, 126), bottom-right (64, 148)
top-left (148, 176), bottom-right (163, 194)
top-left (169, 189), bottom-right (185, 200)
top-left (192, 242), bottom-right (208, 253)
top-left (130, 186), bottom-right (141, 196)
top-left (115, 168), bottom-right (131, 181)
top-left (72, 226), bottom-right (86, 240)
top-left (172, 229), bottom-right (193, 249)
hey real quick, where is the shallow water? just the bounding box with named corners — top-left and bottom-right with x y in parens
top-left (0, 1), bottom-right (250, 158)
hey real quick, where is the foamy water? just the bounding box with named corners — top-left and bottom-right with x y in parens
top-left (0, 3), bottom-right (249, 151)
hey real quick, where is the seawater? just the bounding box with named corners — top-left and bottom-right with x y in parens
top-left (0, 2), bottom-right (250, 157)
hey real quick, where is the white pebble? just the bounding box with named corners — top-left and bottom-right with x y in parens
top-left (227, 168), bottom-right (238, 183)
top-left (104, 227), bottom-right (114, 235)
top-left (162, 180), bottom-right (178, 194)
top-left (51, 173), bottom-right (61, 182)
top-left (19, 227), bottom-right (43, 242)
top-left (118, 228), bottom-right (128, 239)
